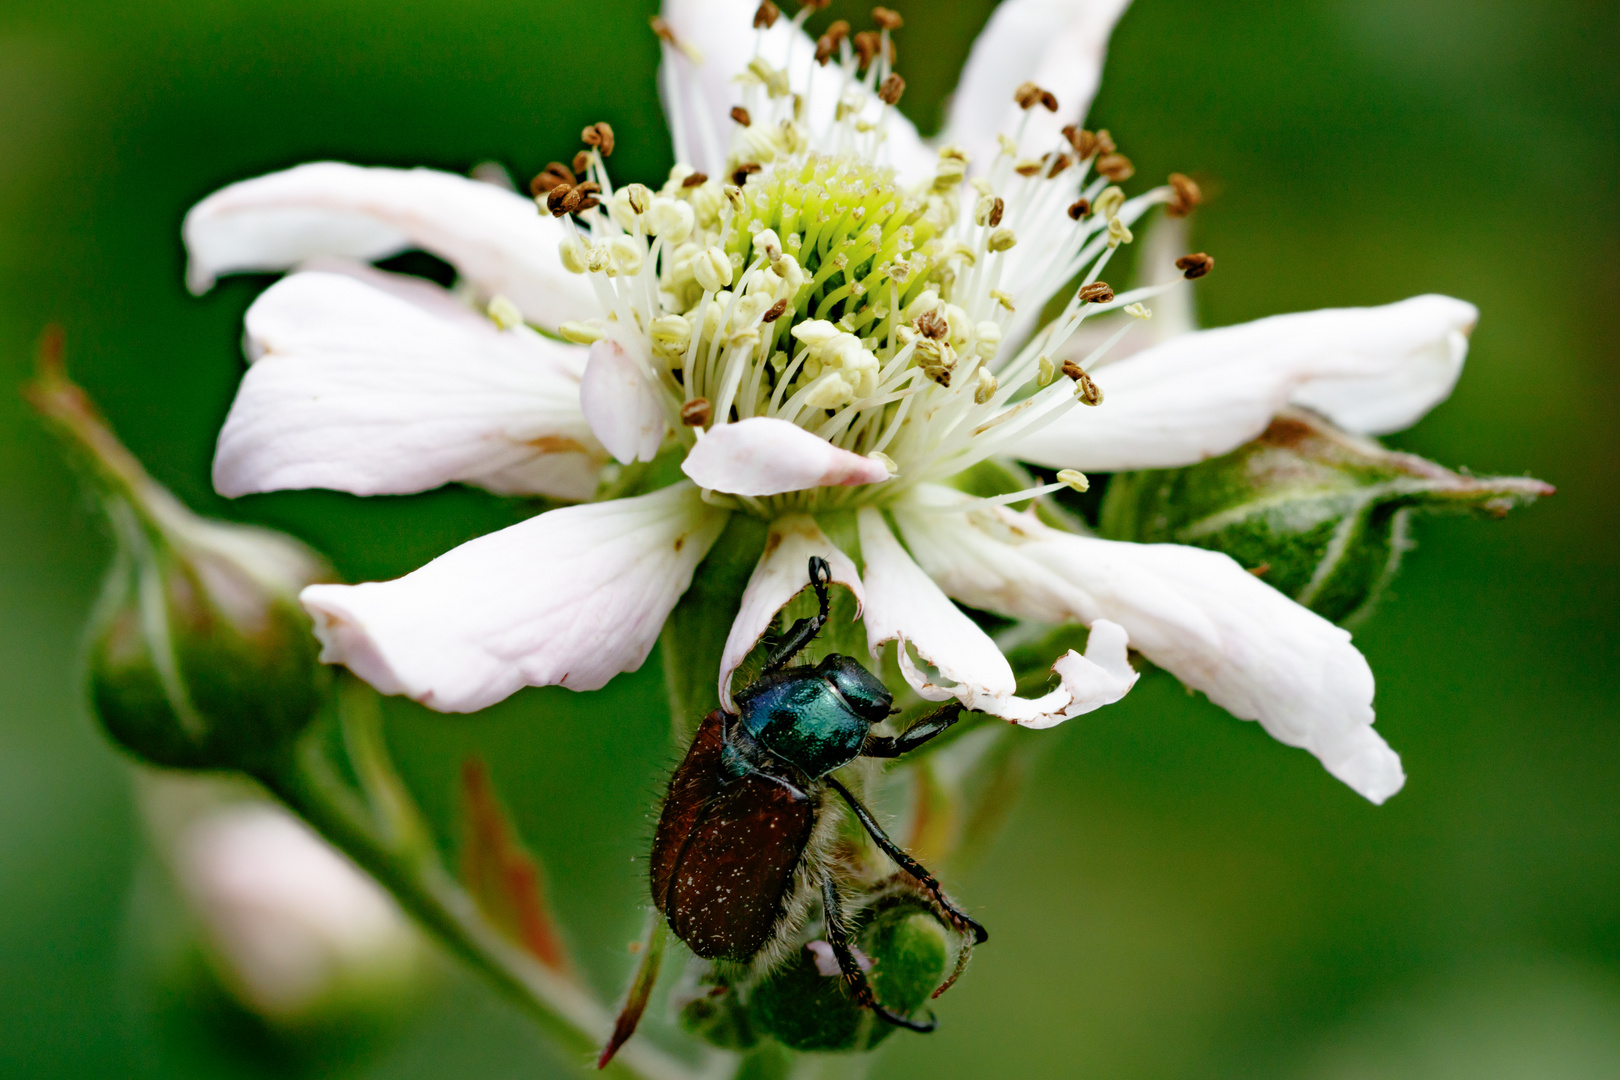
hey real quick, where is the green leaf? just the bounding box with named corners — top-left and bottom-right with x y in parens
top-left (1100, 409), bottom-right (1554, 625)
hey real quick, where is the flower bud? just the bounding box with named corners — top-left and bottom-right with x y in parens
top-left (151, 784), bottom-right (422, 1025)
top-left (1100, 408), bottom-right (1554, 625)
top-left (27, 345), bottom-right (333, 769)
top-left (744, 898), bottom-right (950, 1052)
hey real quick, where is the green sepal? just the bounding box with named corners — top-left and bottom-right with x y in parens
top-left (660, 513), bottom-right (767, 741)
top-left (745, 899), bottom-right (948, 1053)
top-left (676, 969), bottom-right (760, 1051)
top-left (1099, 409), bottom-right (1553, 625)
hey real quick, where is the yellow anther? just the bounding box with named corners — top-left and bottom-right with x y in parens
top-left (559, 321), bottom-right (606, 344)
top-left (1057, 469), bottom-right (1089, 493)
top-left (485, 295), bottom-right (524, 330)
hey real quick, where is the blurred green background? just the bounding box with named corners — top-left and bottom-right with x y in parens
top-left (2, 0), bottom-right (1617, 1076)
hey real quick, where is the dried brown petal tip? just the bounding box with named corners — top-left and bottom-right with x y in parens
top-left (915, 311), bottom-right (948, 339)
top-left (878, 73), bottom-right (905, 105)
top-left (1067, 198), bottom-right (1092, 220)
top-left (581, 122), bottom-right (615, 156)
top-left (761, 299), bottom-right (789, 323)
top-left (1078, 282), bottom-right (1114, 304)
top-left (731, 162), bottom-right (762, 185)
top-left (1176, 252), bottom-right (1214, 280)
top-left (681, 398), bottom-right (711, 427)
top-left (753, 1), bottom-right (780, 29)
top-left (1166, 172), bottom-right (1203, 218)
top-left (681, 171), bottom-right (710, 188)
top-left (730, 106), bottom-right (752, 127)
top-left (1096, 152), bottom-right (1134, 181)
top-left (871, 6), bottom-right (903, 30)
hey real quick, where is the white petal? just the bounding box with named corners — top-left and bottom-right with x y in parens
top-left (986, 619), bottom-right (1139, 728)
top-left (894, 489), bottom-right (1404, 802)
top-left (1290, 307), bottom-right (1475, 435)
top-left (183, 162), bottom-right (596, 329)
top-left (1013, 295), bottom-right (1479, 473)
top-left (580, 338), bottom-right (670, 465)
top-left (681, 417), bottom-right (892, 496)
top-left (300, 483), bottom-right (728, 713)
top-left (859, 506), bottom-right (1016, 704)
top-left (717, 515), bottom-right (864, 711)
top-left (943, 0), bottom-right (1133, 168)
top-left (858, 506), bottom-right (1132, 724)
top-left (658, 0), bottom-right (933, 183)
top-left (217, 271), bottom-right (602, 500)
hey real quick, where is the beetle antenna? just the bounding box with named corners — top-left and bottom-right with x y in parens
top-left (760, 556), bottom-right (833, 674)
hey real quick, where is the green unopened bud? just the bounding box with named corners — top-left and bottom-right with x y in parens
top-left (27, 336), bottom-right (334, 769)
top-left (1099, 408), bottom-right (1554, 625)
top-left (745, 898), bottom-right (950, 1052)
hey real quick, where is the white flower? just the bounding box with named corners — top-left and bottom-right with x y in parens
top-left (177, 0), bottom-right (1485, 804)
top-left (176, 802), bottom-right (419, 1021)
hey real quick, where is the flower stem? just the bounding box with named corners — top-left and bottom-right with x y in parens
top-left (254, 705), bottom-right (710, 1080)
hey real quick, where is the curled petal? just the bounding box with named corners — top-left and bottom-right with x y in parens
top-left (944, 0), bottom-right (1133, 168)
top-left (857, 507), bottom-right (1134, 724)
top-left (894, 488), bottom-right (1403, 803)
top-left (1015, 295), bottom-right (1479, 473)
top-left (580, 338), bottom-right (669, 465)
top-left (658, 0), bottom-right (933, 183)
top-left (718, 515), bottom-right (864, 711)
top-left (681, 417), bottom-right (892, 497)
top-left (183, 162), bottom-right (596, 329)
top-left (300, 483), bottom-right (729, 713)
top-left (218, 271), bottom-right (602, 500)
top-left (989, 620), bottom-right (1138, 729)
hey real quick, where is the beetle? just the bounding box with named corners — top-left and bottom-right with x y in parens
top-left (648, 555), bottom-right (987, 1032)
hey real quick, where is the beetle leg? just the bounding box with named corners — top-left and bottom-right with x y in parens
top-left (862, 702), bottom-right (964, 758)
top-left (825, 776), bottom-right (989, 945)
top-left (820, 876), bottom-right (937, 1033)
top-left (760, 556), bottom-right (832, 674)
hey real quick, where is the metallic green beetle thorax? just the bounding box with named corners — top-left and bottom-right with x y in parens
top-left (738, 675), bottom-right (870, 779)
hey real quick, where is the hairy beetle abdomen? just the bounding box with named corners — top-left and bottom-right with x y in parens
top-left (650, 711), bottom-right (816, 962)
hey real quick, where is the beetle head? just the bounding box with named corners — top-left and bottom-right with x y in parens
top-left (816, 654), bottom-right (894, 724)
